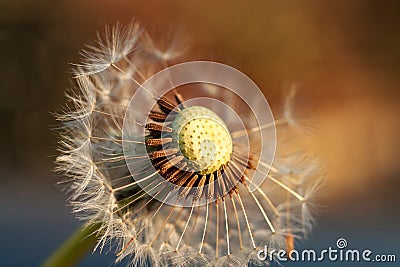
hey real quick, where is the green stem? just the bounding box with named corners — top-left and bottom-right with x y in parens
top-left (41, 222), bottom-right (101, 267)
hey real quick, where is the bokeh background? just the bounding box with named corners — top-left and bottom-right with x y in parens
top-left (1, 0), bottom-right (399, 266)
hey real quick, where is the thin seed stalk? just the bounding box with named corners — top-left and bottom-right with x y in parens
top-left (41, 222), bottom-right (101, 267)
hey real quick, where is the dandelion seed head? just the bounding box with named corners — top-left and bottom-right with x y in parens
top-left (56, 21), bottom-right (324, 266)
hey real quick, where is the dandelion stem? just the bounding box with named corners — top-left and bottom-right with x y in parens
top-left (41, 222), bottom-right (100, 267)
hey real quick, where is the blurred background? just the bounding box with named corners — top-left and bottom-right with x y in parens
top-left (0, 0), bottom-right (399, 266)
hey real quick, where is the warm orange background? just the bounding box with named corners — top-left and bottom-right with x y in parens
top-left (1, 1), bottom-right (399, 266)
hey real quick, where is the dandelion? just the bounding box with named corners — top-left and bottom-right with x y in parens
top-left (55, 21), bottom-right (323, 266)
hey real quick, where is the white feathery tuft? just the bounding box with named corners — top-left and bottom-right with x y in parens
top-left (55, 21), bottom-right (324, 267)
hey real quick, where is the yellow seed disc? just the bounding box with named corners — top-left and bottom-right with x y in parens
top-left (171, 106), bottom-right (232, 175)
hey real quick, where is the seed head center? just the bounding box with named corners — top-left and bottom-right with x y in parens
top-left (171, 106), bottom-right (232, 175)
